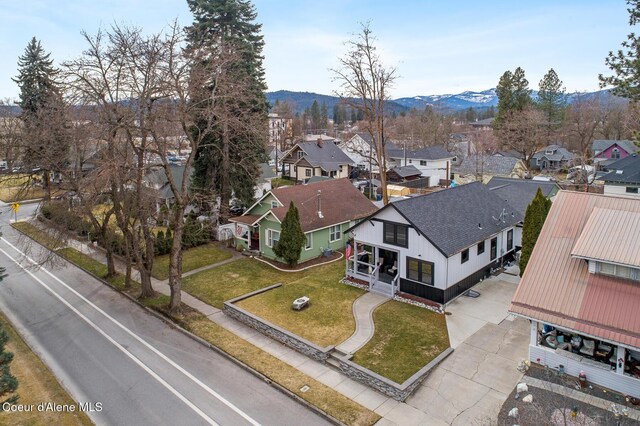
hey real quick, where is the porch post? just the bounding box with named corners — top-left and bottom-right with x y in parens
top-left (530, 320), bottom-right (538, 347)
top-left (616, 346), bottom-right (626, 375)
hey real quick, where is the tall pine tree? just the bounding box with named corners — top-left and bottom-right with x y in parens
top-left (13, 38), bottom-right (67, 201)
top-left (537, 68), bottom-right (566, 129)
top-left (187, 0), bottom-right (268, 221)
top-left (273, 201), bottom-right (306, 266)
top-left (519, 188), bottom-right (552, 277)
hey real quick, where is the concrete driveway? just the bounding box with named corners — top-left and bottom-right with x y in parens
top-left (393, 274), bottom-right (530, 425)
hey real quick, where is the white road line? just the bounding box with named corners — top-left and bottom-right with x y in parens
top-left (1, 237), bottom-right (261, 426)
top-left (0, 246), bottom-right (218, 426)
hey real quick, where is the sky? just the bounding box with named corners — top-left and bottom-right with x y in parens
top-left (0, 1), bottom-right (632, 100)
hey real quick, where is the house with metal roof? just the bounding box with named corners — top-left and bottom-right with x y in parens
top-left (592, 139), bottom-right (638, 167)
top-left (530, 144), bottom-right (576, 170)
top-left (600, 154), bottom-right (640, 197)
top-left (230, 178), bottom-right (377, 263)
top-left (345, 182), bottom-right (522, 303)
top-left (280, 139), bottom-right (354, 182)
top-left (510, 191), bottom-right (640, 397)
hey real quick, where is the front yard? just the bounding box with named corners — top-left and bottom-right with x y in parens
top-left (235, 261), bottom-right (364, 347)
top-left (352, 301), bottom-right (450, 384)
top-left (151, 243), bottom-right (233, 280)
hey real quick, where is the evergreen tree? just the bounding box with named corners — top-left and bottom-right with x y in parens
top-left (600, 1), bottom-right (640, 101)
top-left (273, 201), bottom-right (305, 266)
top-left (537, 68), bottom-right (566, 127)
top-left (13, 38), bottom-right (67, 201)
top-left (320, 101), bottom-right (328, 129)
top-left (0, 300), bottom-right (18, 407)
top-left (187, 0), bottom-right (268, 221)
top-left (519, 188), bottom-right (552, 277)
top-left (512, 67), bottom-right (531, 110)
top-left (310, 100), bottom-right (321, 130)
top-left (495, 67), bottom-right (531, 126)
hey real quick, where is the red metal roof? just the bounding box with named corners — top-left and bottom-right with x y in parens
top-left (510, 190), bottom-right (640, 350)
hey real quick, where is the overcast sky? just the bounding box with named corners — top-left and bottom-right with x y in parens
top-left (0, 1), bottom-right (631, 100)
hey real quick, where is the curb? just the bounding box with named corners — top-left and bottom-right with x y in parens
top-left (11, 224), bottom-right (343, 426)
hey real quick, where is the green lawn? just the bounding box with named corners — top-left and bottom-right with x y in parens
top-left (236, 261), bottom-right (363, 347)
top-left (152, 243), bottom-right (233, 280)
top-left (270, 177), bottom-right (295, 188)
top-left (352, 301), bottom-right (450, 384)
top-left (12, 221), bottom-right (65, 250)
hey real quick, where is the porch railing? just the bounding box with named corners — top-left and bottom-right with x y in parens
top-left (392, 272), bottom-right (400, 293)
top-left (369, 264), bottom-right (381, 291)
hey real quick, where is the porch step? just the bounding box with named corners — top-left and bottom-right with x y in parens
top-left (333, 347), bottom-right (349, 357)
top-left (326, 356), bottom-right (342, 369)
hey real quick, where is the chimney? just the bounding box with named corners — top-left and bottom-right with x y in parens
top-left (317, 190), bottom-right (323, 218)
top-left (317, 137), bottom-right (323, 148)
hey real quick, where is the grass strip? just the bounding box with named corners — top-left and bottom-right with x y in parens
top-left (152, 243), bottom-right (233, 280)
top-left (0, 313), bottom-right (93, 426)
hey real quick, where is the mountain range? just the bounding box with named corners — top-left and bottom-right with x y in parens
top-left (266, 88), bottom-right (619, 115)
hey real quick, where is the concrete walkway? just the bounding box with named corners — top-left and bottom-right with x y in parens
top-left (336, 292), bottom-right (389, 354)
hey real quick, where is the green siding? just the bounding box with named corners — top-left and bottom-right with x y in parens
top-left (246, 193), bottom-right (280, 216)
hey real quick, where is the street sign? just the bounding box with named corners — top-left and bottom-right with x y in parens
top-left (11, 203), bottom-right (19, 213)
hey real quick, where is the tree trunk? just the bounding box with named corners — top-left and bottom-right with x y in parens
top-left (168, 208), bottom-right (185, 313)
top-left (43, 170), bottom-right (51, 202)
top-left (105, 247), bottom-right (116, 278)
top-left (219, 120), bottom-right (231, 223)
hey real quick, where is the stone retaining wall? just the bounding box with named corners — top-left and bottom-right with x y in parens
top-left (333, 347), bottom-right (454, 401)
top-left (223, 284), bottom-right (334, 362)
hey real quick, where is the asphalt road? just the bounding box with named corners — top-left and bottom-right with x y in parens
top-left (0, 201), bottom-right (330, 426)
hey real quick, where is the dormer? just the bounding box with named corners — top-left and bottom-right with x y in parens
top-left (571, 207), bottom-right (640, 282)
top-left (545, 147), bottom-right (557, 155)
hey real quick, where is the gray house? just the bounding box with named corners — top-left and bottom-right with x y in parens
top-left (530, 144), bottom-right (575, 170)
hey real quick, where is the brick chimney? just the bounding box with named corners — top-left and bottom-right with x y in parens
top-left (317, 137), bottom-right (323, 148)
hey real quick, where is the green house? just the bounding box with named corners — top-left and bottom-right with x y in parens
top-left (230, 178), bottom-right (378, 263)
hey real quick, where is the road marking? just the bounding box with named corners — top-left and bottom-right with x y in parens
top-left (1, 237), bottom-right (261, 426)
top-left (0, 246), bottom-right (218, 426)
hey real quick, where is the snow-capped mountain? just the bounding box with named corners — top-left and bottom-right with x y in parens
top-left (393, 89), bottom-right (498, 110)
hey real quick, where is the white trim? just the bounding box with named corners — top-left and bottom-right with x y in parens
top-left (305, 232), bottom-right (313, 250)
top-left (572, 254), bottom-right (640, 271)
top-left (266, 228), bottom-right (280, 248)
top-left (329, 224), bottom-right (342, 242)
top-left (243, 191), bottom-right (284, 216)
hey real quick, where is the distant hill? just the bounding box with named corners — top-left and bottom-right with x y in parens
top-left (266, 90), bottom-right (408, 115)
top-left (268, 88), bottom-right (623, 115)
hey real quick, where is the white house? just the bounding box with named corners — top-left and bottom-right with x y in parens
top-left (386, 145), bottom-right (455, 187)
top-left (345, 182), bottom-right (522, 303)
top-left (600, 154), bottom-right (640, 197)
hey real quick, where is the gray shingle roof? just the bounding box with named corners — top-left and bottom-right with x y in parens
top-left (259, 163), bottom-right (276, 181)
top-left (387, 145), bottom-right (453, 161)
top-left (454, 155), bottom-right (521, 176)
top-left (486, 177), bottom-right (559, 217)
top-left (390, 164), bottom-right (421, 178)
top-left (531, 145), bottom-right (575, 162)
top-left (600, 155), bottom-right (640, 184)
top-left (592, 139), bottom-right (638, 156)
top-left (296, 141), bottom-right (354, 171)
top-left (390, 182), bottom-right (522, 257)
top-left (604, 153), bottom-right (640, 171)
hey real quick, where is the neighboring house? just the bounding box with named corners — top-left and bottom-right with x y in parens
top-left (530, 144), bottom-right (576, 170)
top-left (492, 150), bottom-right (524, 159)
top-left (386, 145), bottom-right (455, 187)
top-left (453, 154), bottom-right (528, 184)
top-left (340, 133), bottom-right (377, 171)
top-left (592, 139), bottom-right (638, 166)
top-left (345, 182), bottom-right (522, 302)
top-left (485, 177), bottom-right (560, 248)
top-left (280, 139), bottom-right (354, 182)
top-left (144, 164), bottom-right (189, 207)
top-left (267, 145), bottom-right (283, 169)
top-left (268, 113), bottom-right (292, 144)
top-left (470, 117), bottom-right (494, 130)
top-left (230, 178), bottom-right (377, 263)
top-left (510, 191), bottom-right (640, 397)
top-left (386, 165), bottom-right (422, 183)
top-left (255, 163), bottom-right (276, 199)
top-left (303, 134), bottom-right (337, 143)
top-left (600, 154), bottom-right (640, 197)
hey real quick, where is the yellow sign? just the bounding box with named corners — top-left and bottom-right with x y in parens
top-left (11, 203), bottom-right (19, 213)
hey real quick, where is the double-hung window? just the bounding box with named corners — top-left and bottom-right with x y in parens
top-left (267, 229), bottom-right (280, 247)
top-left (383, 222), bottom-right (408, 247)
top-left (461, 249), bottom-right (469, 264)
top-left (305, 233), bottom-right (312, 250)
top-left (507, 230), bottom-right (513, 252)
top-left (477, 241), bottom-right (485, 255)
top-left (329, 225), bottom-right (341, 242)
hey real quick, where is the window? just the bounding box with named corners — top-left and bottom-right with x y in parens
top-left (599, 262), bottom-right (639, 281)
top-left (383, 222), bottom-right (409, 247)
top-left (297, 151), bottom-right (304, 159)
top-left (477, 241), bottom-right (485, 255)
top-left (420, 160), bottom-right (427, 166)
top-left (407, 257), bottom-right (434, 286)
top-left (329, 225), bottom-right (341, 242)
top-left (461, 249), bottom-right (469, 264)
top-left (266, 229), bottom-right (280, 247)
top-left (305, 168), bottom-right (312, 177)
top-left (611, 147), bottom-right (620, 159)
top-left (305, 233), bottom-right (312, 250)
top-left (271, 200), bottom-right (279, 208)
top-left (490, 237), bottom-right (497, 260)
top-left (626, 187), bottom-right (639, 194)
top-left (507, 229), bottom-right (513, 251)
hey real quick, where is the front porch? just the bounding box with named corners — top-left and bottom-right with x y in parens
top-left (232, 219), bottom-right (260, 251)
top-left (346, 242), bottom-right (399, 297)
top-left (528, 320), bottom-right (640, 397)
